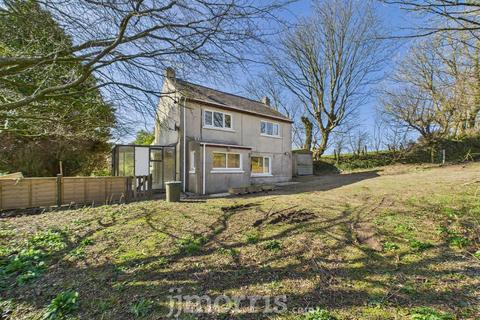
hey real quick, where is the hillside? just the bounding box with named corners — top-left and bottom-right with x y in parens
top-left (1, 163), bottom-right (479, 319)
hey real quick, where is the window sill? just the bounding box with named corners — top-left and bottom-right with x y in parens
top-left (251, 174), bottom-right (273, 177)
top-left (203, 126), bottom-right (235, 132)
top-left (260, 133), bottom-right (281, 139)
top-left (189, 170), bottom-right (196, 174)
top-left (211, 170), bottom-right (244, 174)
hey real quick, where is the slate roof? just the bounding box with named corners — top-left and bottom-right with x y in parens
top-left (174, 79), bottom-right (292, 123)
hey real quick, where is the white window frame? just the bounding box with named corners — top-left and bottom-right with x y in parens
top-left (203, 109), bottom-right (233, 131)
top-left (251, 156), bottom-right (272, 177)
top-left (189, 151), bottom-right (196, 173)
top-left (260, 121), bottom-right (280, 137)
top-left (211, 152), bottom-right (243, 173)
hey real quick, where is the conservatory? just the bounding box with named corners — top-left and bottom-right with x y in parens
top-left (111, 145), bottom-right (176, 191)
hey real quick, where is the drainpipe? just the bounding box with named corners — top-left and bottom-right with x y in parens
top-left (202, 143), bottom-right (206, 195)
top-left (183, 96), bottom-right (187, 193)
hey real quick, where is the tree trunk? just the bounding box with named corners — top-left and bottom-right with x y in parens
top-left (301, 116), bottom-right (313, 150)
top-left (314, 132), bottom-right (329, 159)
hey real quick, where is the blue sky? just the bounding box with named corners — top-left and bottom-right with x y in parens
top-left (128, 1), bottom-right (421, 150)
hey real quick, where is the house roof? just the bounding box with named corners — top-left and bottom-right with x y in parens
top-left (173, 79), bottom-right (293, 123)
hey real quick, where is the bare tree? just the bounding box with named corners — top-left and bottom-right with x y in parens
top-left (382, 34), bottom-right (479, 141)
top-left (243, 71), bottom-right (305, 149)
top-left (348, 129), bottom-right (369, 156)
top-left (383, 0), bottom-right (480, 40)
top-left (0, 0), bottom-right (289, 133)
top-left (269, 0), bottom-right (388, 158)
top-left (372, 119), bottom-right (386, 152)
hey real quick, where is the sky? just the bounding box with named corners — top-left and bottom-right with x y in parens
top-left (124, 1), bottom-right (423, 150)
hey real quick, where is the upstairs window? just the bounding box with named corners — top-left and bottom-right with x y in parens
top-left (260, 121), bottom-right (279, 137)
top-left (204, 110), bottom-right (232, 129)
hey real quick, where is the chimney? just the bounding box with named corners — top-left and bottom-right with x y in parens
top-left (165, 67), bottom-right (175, 79)
top-left (261, 96), bottom-right (271, 107)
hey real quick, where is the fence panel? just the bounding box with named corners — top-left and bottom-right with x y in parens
top-left (0, 176), bottom-right (137, 211)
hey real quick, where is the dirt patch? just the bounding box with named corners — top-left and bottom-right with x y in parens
top-left (352, 222), bottom-right (383, 251)
top-left (253, 206), bottom-right (315, 227)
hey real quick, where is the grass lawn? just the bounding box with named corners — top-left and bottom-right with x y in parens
top-left (1, 163), bottom-right (479, 319)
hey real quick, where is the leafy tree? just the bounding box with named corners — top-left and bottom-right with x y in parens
top-left (0, 0), bottom-right (114, 176)
top-left (132, 130), bottom-right (155, 145)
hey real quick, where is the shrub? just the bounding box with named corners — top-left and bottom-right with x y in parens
top-left (130, 299), bottom-right (154, 318)
top-left (42, 291), bottom-right (79, 320)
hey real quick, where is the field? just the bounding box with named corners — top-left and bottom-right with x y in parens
top-left (1, 163), bottom-right (479, 319)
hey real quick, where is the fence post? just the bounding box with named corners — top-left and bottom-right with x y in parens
top-left (28, 180), bottom-right (33, 207)
top-left (56, 174), bottom-right (63, 207)
top-left (148, 174), bottom-right (153, 198)
top-left (0, 182), bottom-right (2, 210)
top-left (125, 177), bottom-right (132, 203)
top-left (442, 149), bottom-right (446, 164)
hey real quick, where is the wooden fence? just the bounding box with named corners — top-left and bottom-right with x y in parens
top-left (0, 175), bottom-right (153, 211)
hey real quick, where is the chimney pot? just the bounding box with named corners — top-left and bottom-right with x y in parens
top-left (261, 96), bottom-right (270, 107)
top-left (165, 67), bottom-right (175, 79)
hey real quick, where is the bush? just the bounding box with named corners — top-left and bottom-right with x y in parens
top-left (314, 135), bottom-right (480, 173)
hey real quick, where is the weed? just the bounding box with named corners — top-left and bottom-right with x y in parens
top-left (29, 230), bottom-right (67, 251)
top-left (81, 238), bottom-right (94, 246)
top-left (0, 299), bottom-right (14, 319)
top-left (441, 207), bottom-right (458, 219)
top-left (410, 240), bottom-right (434, 252)
top-left (438, 226), bottom-right (471, 248)
top-left (263, 240), bottom-right (282, 252)
top-left (245, 231), bottom-right (260, 244)
top-left (1, 230), bottom-right (68, 284)
top-left (42, 291), bottom-right (79, 320)
top-left (303, 308), bottom-right (337, 320)
top-left (448, 235), bottom-right (470, 248)
top-left (383, 242), bottom-right (399, 252)
top-left (473, 250), bottom-right (480, 260)
top-left (395, 223), bottom-right (415, 234)
top-left (410, 307), bottom-right (454, 320)
top-left (217, 247), bottom-right (239, 258)
top-left (130, 299), bottom-right (154, 318)
top-left (400, 284), bottom-right (418, 296)
top-left (178, 235), bottom-right (207, 254)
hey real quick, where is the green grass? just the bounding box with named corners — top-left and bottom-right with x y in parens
top-left (1, 163), bottom-right (480, 319)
